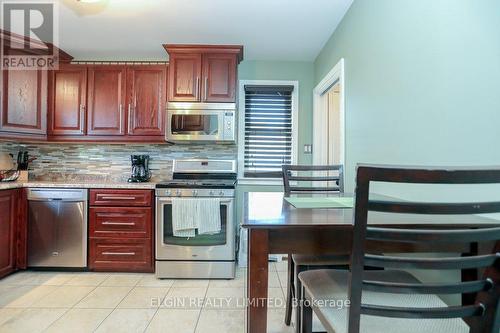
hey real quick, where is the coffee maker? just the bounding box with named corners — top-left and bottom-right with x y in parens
top-left (128, 155), bottom-right (151, 183)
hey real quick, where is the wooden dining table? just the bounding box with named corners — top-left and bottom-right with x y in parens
top-left (241, 192), bottom-right (500, 333)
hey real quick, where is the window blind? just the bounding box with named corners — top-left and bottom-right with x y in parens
top-left (244, 85), bottom-right (294, 178)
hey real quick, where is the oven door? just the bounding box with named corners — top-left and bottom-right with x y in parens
top-left (155, 197), bottom-right (235, 261)
top-left (166, 110), bottom-right (225, 142)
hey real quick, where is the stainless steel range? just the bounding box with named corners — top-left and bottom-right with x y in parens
top-left (155, 159), bottom-right (236, 279)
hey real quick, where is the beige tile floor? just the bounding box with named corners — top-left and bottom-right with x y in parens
top-left (0, 262), bottom-right (316, 333)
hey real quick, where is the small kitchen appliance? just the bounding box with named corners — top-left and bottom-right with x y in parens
top-left (155, 159), bottom-right (237, 279)
top-left (128, 155), bottom-right (151, 183)
top-left (166, 102), bottom-right (236, 143)
top-left (0, 153), bottom-right (19, 182)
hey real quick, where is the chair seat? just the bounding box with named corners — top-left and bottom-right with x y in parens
top-left (292, 254), bottom-right (350, 266)
top-left (298, 269), bottom-right (470, 333)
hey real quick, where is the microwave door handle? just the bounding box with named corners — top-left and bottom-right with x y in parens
top-left (220, 113), bottom-right (225, 140)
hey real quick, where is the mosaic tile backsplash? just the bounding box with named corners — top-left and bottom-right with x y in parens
top-left (0, 142), bottom-right (237, 182)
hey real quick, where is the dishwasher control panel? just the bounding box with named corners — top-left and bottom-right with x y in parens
top-left (27, 188), bottom-right (88, 201)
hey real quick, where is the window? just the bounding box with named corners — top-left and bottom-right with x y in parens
top-left (238, 81), bottom-right (298, 180)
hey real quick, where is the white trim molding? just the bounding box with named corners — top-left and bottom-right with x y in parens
top-left (313, 58), bottom-right (345, 166)
top-left (237, 79), bottom-right (299, 181)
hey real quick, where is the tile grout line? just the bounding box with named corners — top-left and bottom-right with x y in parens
top-left (143, 283), bottom-right (174, 333)
top-left (3, 272), bottom-right (103, 332)
top-left (192, 282), bottom-right (210, 333)
top-left (92, 274), bottom-right (143, 333)
top-left (42, 273), bottom-right (110, 332)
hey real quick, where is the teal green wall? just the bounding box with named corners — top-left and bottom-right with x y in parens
top-left (313, 0), bottom-right (500, 303)
top-left (314, 0), bottom-right (500, 193)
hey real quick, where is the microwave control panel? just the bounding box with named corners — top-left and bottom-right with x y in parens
top-left (223, 112), bottom-right (235, 140)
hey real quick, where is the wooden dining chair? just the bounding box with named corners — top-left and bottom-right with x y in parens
top-left (282, 164), bottom-right (350, 327)
top-left (298, 165), bottom-right (500, 333)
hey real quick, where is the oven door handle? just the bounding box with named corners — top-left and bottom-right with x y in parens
top-left (156, 198), bottom-right (233, 204)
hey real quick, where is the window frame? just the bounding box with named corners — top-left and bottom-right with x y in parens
top-left (237, 80), bottom-right (299, 184)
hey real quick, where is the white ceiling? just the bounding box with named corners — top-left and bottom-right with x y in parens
top-left (57, 0), bottom-right (353, 62)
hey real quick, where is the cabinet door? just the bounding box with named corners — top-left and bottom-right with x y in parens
top-left (89, 207), bottom-right (152, 239)
top-left (89, 189), bottom-right (152, 207)
top-left (0, 69), bottom-right (47, 135)
top-left (127, 65), bottom-right (166, 136)
top-left (0, 190), bottom-right (17, 278)
top-left (202, 53), bottom-right (237, 102)
top-left (49, 65), bottom-right (87, 136)
top-left (87, 66), bottom-right (126, 136)
top-left (168, 53), bottom-right (202, 102)
top-left (89, 238), bottom-right (153, 272)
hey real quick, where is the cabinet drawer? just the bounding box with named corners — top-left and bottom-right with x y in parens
top-left (89, 238), bottom-right (152, 272)
top-left (90, 189), bottom-right (152, 207)
top-left (89, 207), bottom-right (151, 238)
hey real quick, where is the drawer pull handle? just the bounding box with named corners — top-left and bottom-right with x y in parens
top-left (102, 251), bottom-right (136, 256)
top-left (102, 221), bottom-right (136, 226)
top-left (100, 196), bottom-right (137, 200)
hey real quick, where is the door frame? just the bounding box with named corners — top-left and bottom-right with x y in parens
top-left (312, 58), bottom-right (345, 166)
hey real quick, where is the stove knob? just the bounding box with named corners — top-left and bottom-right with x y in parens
top-left (219, 190), bottom-right (225, 196)
top-left (192, 190), bottom-right (198, 196)
top-left (209, 190), bottom-right (215, 196)
top-left (176, 190), bottom-right (182, 196)
top-left (165, 190), bottom-right (171, 196)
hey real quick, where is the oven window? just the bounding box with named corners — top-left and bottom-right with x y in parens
top-left (171, 114), bottom-right (219, 136)
top-left (162, 204), bottom-right (227, 246)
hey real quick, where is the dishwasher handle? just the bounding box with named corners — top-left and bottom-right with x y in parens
top-left (28, 198), bottom-right (85, 202)
top-left (27, 188), bottom-right (88, 201)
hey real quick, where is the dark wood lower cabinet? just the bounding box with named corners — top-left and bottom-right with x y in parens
top-left (16, 189), bottom-right (28, 270)
top-left (88, 189), bottom-right (154, 273)
top-left (89, 238), bottom-right (152, 272)
top-left (0, 189), bottom-right (25, 279)
top-left (90, 189), bottom-right (152, 207)
top-left (89, 207), bottom-right (152, 239)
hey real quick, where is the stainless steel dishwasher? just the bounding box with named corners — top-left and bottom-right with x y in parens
top-left (27, 188), bottom-right (88, 268)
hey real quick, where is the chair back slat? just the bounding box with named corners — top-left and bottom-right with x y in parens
top-left (347, 165), bottom-right (500, 333)
top-left (285, 187), bottom-right (340, 192)
top-left (356, 165), bottom-right (500, 184)
top-left (360, 304), bottom-right (485, 319)
top-left (367, 227), bottom-right (500, 243)
top-left (288, 176), bottom-right (340, 182)
top-left (282, 164), bottom-right (344, 195)
top-left (364, 253), bottom-right (499, 270)
top-left (362, 279), bottom-right (494, 295)
top-left (369, 200), bottom-right (500, 215)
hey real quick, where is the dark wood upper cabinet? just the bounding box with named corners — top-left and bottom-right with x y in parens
top-left (87, 65), bottom-right (127, 136)
top-left (0, 189), bottom-right (18, 279)
top-left (167, 53), bottom-right (202, 102)
top-left (0, 31), bottom-right (72, 141)
top-left (202, 53), bottom-right (237, 102)
top-left (0, 69), bottom-right (47, 137)
top-left (164, 45), bottom-right (243, 103)
top-left (127, 65), bottom-right (167, 136)
top-left (48, 65), bottom-right (87, 136)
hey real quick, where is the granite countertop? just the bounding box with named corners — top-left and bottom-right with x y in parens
top-left (0, 181), bottom-right (157, 190)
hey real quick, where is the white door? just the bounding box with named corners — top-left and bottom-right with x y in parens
top-left (313, 58), bottom-right (345, 167)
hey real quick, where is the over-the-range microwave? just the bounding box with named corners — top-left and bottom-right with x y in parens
top-left (166, 102), bottom-right (236, 143)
